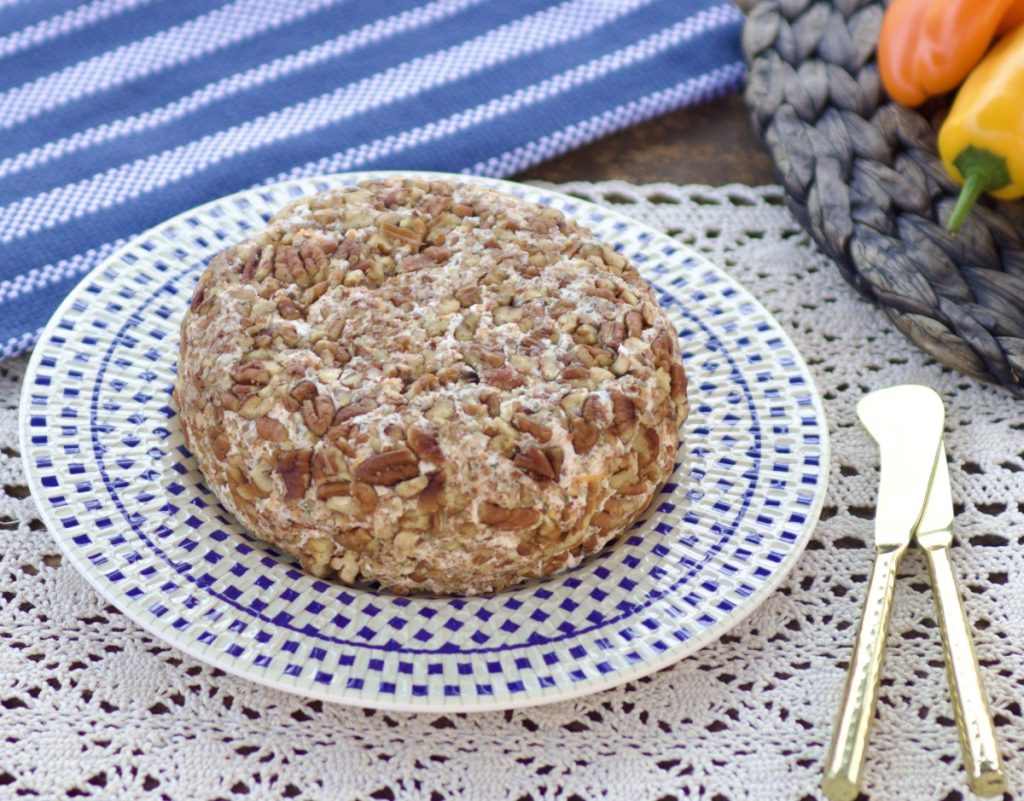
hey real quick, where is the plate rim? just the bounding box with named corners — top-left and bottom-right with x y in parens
top-left (19, 170), bottom-right (831, 712)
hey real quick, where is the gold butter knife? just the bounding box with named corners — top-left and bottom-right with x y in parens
top-left (915, 443), bottom-right (1005, 797)
top-left (822, 385), bottom-right (945, 801)
top-left (822, 385), bottom-right (1005, 800)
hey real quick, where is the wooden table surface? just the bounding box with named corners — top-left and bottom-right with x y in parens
top-left (517, 92), bottom-right (777, 187)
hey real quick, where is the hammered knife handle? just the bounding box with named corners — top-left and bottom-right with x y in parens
top-left (923, 544), bottom-right (1006, 797)
top-left (822, 546), bottom-right (905, 801)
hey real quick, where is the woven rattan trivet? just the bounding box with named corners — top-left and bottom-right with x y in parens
top-left (744, 0), bottom-right (1024, 396)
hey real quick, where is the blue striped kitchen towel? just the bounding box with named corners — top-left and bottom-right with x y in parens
top-left (0, 0), bottom-right (745, 359)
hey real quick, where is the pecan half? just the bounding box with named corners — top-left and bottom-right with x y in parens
top-left (624, 310), bottom-right (644, 339)
top-left (302, 395), bottom-right (335, 436)
top-left (333, 398), bottom-right (376, 425)
top-left (421, 246), bottom-right (450, 262)
top-left (599, 319), bottom-right (625, 348)
top-left (325, 317), bottom-right (346, 340)
top-left (255, 416), bottom-right (289, 442)
top-left (305, 280), bottom-right (329, 304)
top-left (251, 328), bottom-right (272, 349)
top-left (290, 381), bottom-right (318, 403)
top-left (241, 249), bottom-right (261, 281)
top-left (418, 471), bottom-right (445, 512)
top-left (513, 447), bottom-right (555, 481)
top-left (249, 460), bottom-right (274, 495)
top-left (571, 419), bottom-right (599, 455)
top-left (637, 426), bottom-right (661, 467)
top-left (312, 445), bottom-right (348, 483)
top-left (585, 287), bottom-right (616, 302)
top-left (478, 502), bottom-right (539, 530)
top-left (670, 362), bottom-right (688, 401)
top-left (230, 383), bottom-right (258, 401)
top-left (580, 394), bottom-right (604, 423)
top-left (238, 392), bottom-right (272, 419)
top-left (210, 431), bottom-right (231, 460)
top-left (351, 481), bottom-right (378, 513)
top-left (277, 449), bottom-right (312, 501)
top-left (335, 238), bottom-right (360, 264)
top-left (422, 192), bottom-right (452, 216)
top-left (273, 244), bottom-right (302, 284)
top-left (651, 329), bottom-right (675, 363)
top-left (610, 390), bottom-right (637, 439)
top-left (277, 297), bottom-right (303, 320)
top-left (314, 339), bottom-right (350, 367)
top-left (381, 222), bottom-right (422, 248)
top-left (189, 282), bottom-right (208, 312)
top-left (408, 427), bottom-right (443, 465)
top-left (232, 362), bottom-right (271, 386)
top-left (354, 448), bottom-right (420, 486)
top-left (274, 324), bottom-right (301, 348)
top-left (483, 368), bottom-right (525, 390)
top-left (543, 446), bottom-right (564, 480)
top-left (514, 413), bottom-right (551, 443)
top-left (316, 481), bottom-right (350, 500)
top-left (480, 390), bottom-right (501, 418)
top-left (336, 528), bottom-right (372, 550)
top-left (258, 277), bottom-right (281, 299)
top-left (299, 240), bottom-right (329, 283)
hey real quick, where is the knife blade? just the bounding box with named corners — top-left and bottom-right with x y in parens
top-left (856, 385), bottom-right (946, 549)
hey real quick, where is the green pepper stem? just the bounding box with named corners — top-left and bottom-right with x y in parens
top-left (947, 146), bottom-right (1012, 234)
top-left (947, 171), bottom-right (987, 234)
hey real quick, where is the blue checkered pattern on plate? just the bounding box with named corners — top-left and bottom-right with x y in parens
top-left (19, 172), bottom-right (829, 711)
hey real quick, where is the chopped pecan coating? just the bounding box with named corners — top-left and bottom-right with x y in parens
top-left (177, 177), bottom-right (688, 594)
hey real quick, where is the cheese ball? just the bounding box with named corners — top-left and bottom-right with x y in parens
top-left (176, 178), bottom-right (688, 595)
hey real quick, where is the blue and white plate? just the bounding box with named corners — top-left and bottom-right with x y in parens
top-left (20, 172), bottom-right (829, 711)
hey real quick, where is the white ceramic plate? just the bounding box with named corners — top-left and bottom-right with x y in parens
top-left (20, 172), bottom-right (829, 711)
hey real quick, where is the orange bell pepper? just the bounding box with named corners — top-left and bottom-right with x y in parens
top-left (878, 0), bottom-right (1024, 107)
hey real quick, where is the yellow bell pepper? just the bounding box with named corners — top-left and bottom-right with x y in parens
top-left (938, 23), bottom-right (1024, 233)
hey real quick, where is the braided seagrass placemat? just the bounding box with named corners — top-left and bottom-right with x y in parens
top-left (743, 0), bottom-right (1024, 396)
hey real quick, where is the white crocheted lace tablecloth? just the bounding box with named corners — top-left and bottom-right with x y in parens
top-left (2, 182), bottom-right (1022, 801)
